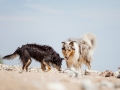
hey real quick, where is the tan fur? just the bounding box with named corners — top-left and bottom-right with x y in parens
top-left (41, 61), bottom-right (46, 71)
top-left (53, 65), bottom-right (61, 71)
top-left (25, 59), bottom-right (32, 71)
top-left (5, 54), bottom-right (18, 60)
top-left (62, 33), bottom-right (96, 71)
top-left (43, 61), bottom-right (51, 72)
top-left (20, 59), bottom-right (32, 72)
top-left (62, 49), bottom-right (75, 60)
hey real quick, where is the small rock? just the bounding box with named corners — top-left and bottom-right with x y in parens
top-left (85, 69), bottom-right (101, 76)
top-left (117, 75), bottom-right (120, 78)
top-left (62, 68), bottom-right (81, 78)
top-left (115, 71), bottom-right (119, 77)
top-left (100, 70), bottom-right (115, 77)
top-left (47, 82), bottom-right (66, 90)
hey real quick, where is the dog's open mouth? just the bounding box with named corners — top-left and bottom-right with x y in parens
top-left (65, 57), bottom-right (69, 60)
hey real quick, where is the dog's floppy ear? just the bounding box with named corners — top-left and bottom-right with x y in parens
top-left (17, 47), bottom-right (20, 49)
top-left (62, 42), bottom-right (65, 45)
top-left (57, 54), bottom-right (60, 56)
top-left (69, 41), bottom-right (74, 46)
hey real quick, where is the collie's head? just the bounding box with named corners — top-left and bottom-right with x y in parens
top-left (61, 41), bottom-right (76, 60)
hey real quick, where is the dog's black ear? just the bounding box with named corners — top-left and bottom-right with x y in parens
top-left (62, 47), bottom-right (65, 50)
top-left (69, 41), bottom-right (74, 46)
top-left (62, 42), bottom-right (65, 44)
top-left (57, 54), bottom-right (60, 57)
top-left (61, 58), bottom-right (64, 60)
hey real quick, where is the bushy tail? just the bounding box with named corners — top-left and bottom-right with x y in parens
top-left (82, 33), bottom-right (96, 54)
top-left (3, 47), bottom-right (20, 60)
top-left (3, 53), bottom-right (18, 60)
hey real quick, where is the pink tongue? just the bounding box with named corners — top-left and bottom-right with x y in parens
top-left (65, 57), bottom-right (68, 60)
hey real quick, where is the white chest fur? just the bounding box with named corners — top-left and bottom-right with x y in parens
top-left (67, 42), bottom-right (80, 64)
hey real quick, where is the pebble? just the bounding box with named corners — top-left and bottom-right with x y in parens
top-left (62, 68), bottom-right (81, 78)
top-left (47, 82), bottom-right (66, 90)
top-left (0, 64), bottom-right (40, 72)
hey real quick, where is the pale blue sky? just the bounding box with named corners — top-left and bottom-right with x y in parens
top-left (0, 0), bottom-right (120, 72)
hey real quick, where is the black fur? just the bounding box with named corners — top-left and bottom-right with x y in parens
top-left (3, 44), bottom-right (64, 71)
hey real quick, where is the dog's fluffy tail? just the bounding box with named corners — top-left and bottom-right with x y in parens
top-left (3, 54), bottom-right (18, 60)
top-left (82, 33), bottom-right (96, 54)
top-left (3, 47), bottom-right (20, 60)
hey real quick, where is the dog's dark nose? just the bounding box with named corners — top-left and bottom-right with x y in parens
top-left (65, 57), bottom-right (68, 60)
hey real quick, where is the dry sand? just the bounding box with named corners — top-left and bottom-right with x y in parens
top-left (0, 64), bottom-right (120, 90)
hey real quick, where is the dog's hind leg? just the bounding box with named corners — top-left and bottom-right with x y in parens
top-left (22, 63), bottom-right (26, 71)
top-left (43, 61), bottom-right (51, 72)
top-left (84, 55), bottom-right (92, 70)
top-left (84, 61), bottom-right (91, 70)
top-left (86, 62), bottom-right (91, 70)
top-left (19, 62), bottom-right (26, 73)
top-left (25, 59), bottom-right (32, 71)
top-left (20, 59), bottom-right (31, 73)
top-left (19, 49), bottom-right (31, 73)
top-left (41, 61), bottom-right (46, 71)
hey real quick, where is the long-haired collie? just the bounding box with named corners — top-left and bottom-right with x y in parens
top-left (61, 33), bottom-right (96, 72)
top-left (3, 44), bottom-right (64, 72)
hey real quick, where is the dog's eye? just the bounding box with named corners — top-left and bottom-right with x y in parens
top-left (62, 48), bottom-right (66, 52)
top-left (68, 50), bottom-right (71, 51)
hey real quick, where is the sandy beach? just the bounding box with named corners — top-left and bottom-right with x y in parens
top-left (0, 64), bottom-right (120, 90)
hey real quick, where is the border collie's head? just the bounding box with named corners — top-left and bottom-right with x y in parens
top-left (61, 41), bottom-right (75, 60)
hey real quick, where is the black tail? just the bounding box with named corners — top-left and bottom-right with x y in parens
top-left (3, 47), bottom-right (20, 60)
top-left (3, 54), bottom-right (18, 60)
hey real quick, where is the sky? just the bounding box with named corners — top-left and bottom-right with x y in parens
top-left (0, 0), bottom-right (120, 72)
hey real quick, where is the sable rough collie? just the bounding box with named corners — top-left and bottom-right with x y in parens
top-left (3, 44), bottom-right (64, 72)
top-left (62, 33), bottom-right (96, 71)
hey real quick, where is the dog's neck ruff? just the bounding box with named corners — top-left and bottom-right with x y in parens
top-left (67, 42), bottom-right (80, 63)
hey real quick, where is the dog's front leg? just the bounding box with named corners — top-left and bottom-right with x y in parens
top-left (66, 61), bottom-right (72, 69)
top-left (19, 63), bottom-right (26, 73)
top-left (41, 61), bottom-right (46, 71)
top-left (43, 61), bottom-right (51, 72)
